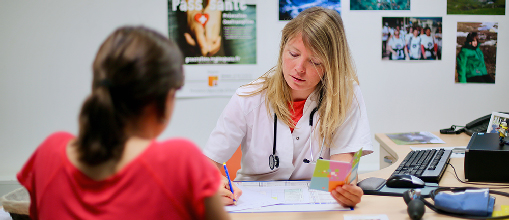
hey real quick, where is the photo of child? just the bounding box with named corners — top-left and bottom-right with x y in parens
top-left (455, 22), bottom-right (498, 83)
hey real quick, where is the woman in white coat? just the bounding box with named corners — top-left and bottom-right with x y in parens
top-left (203, 7), bottom-right (373, 208)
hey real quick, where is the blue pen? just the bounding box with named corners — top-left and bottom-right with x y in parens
top-left (223, 162), bottom-right (237, 205)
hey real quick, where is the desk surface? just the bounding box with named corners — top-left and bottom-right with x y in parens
top-left (230, 132), bottom-right (509, 219)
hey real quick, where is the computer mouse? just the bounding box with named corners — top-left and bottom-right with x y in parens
top-left (386, 174), bottom-right (425, 188)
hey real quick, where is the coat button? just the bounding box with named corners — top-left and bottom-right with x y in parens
top-left (296, 137), bottom-right (299, 140)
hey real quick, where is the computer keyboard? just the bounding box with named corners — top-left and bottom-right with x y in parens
top-left (390, 148), bottom-right (452, 183)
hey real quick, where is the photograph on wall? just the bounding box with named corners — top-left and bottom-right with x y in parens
top-left (168, 0), bottom-right (256, 64)
top-left (447, 0), bottom-right (505, 15)
top-left (279, 0), bottom-right (341, 21)
top-left (351, 0), bottom-right (410, 10)
top-left (455, 22), bottom-right (497, 84)
top-left (382, 17), bottom-right (442, 61)
top-left (487, 112), bottom-right (509, 134)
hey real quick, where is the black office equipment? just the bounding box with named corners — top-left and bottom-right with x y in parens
top-left (463, 112), bottom-right (509, 135)
top-left (464, 114), bottom-right (492, 135)
top-left (390, 148), bottom-right (452, 183)
top-left (464, 132), bottom-right (509, 183)
top-left (442, 112), bottom-right (509, 135)
top-left (386, 174), bottom-right (425, 188)
top-left (403, 190), bottom-right (425, 220)
top-left (357, 177), bottom-right (438, 197)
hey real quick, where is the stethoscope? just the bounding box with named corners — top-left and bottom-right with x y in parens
top-left (269, 106), bottom-right (325, 170)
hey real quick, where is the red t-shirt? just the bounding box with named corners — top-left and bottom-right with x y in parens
top-left (289, 100), bottom-right (306, 133)
top-left (17, 132), bottom-right (221, 220)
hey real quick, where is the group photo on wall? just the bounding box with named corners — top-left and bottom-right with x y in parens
top-left (382, 17), bottom-right (442, 61)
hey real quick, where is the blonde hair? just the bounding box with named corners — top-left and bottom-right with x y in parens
top-left (245, 7), bottom-right (359, 148)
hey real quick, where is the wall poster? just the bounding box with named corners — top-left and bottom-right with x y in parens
top-left (455, 22), bottom-right (498, 84)
top-left (382, 17), bottom-right (442, 61)
top-left (168, 0), bottom-right (257, 97)
top-left (279, 0), bottom-right (341, 21)
top-left (351, 0), bottom-right (410, 10)
top-left (447, 0), bottom-right (505, 15)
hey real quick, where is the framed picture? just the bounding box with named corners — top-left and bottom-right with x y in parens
top-left (455, 22), bottom-right (498, 84)
top-left (487, 112), bottom-right (509, 133)
top-left (279, 0), bottom-right (341, 21)
top-left (382, 17), bottom-right (442, 61)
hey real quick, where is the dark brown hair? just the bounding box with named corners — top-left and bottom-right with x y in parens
top-left (465, 32), bottom-right (479, 47)
top-left (76, 26), bottom-right (184, 165)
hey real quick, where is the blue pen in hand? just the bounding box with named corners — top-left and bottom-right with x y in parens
top-left (223, 162), bottom-right (237, 205)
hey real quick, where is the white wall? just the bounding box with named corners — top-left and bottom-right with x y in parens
top-left (0, 0), bottom-right (507, 181)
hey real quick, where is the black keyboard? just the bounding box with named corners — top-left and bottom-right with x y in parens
top-left (390, 148), bottom-right (452, 183)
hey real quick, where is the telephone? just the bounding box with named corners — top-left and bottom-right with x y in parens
top-left (441, 112), bottom-right (509, 135)
top-left (464, 114), bottom-right (492, 135)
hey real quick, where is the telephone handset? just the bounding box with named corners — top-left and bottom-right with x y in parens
top-left (441, 112), bottom-right (509, 135)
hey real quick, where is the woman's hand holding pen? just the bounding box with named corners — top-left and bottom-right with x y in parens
top-left (330, 184), bottom-right (363, 207)
top-left (218, 175), bottom-right (242, 205)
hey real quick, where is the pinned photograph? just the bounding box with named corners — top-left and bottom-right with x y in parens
top-left (455, 22), bottom-right (497, 83)
top-left (487, 112), bottom-right (509, 134)
top-left (448, 0), bottom-right (506, 15)
top-left (382, 17), bottom-right (442, 61)
top-left (279, 0), bottom-right (341, 21)
top-left (351, 0), bottom-right (410, 10)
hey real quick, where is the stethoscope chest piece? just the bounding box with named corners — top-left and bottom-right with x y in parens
top-left (269, 154), bottom-right (279, 170)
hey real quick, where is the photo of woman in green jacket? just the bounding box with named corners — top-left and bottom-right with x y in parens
top-left (456, 32), bottom-right (495, 83)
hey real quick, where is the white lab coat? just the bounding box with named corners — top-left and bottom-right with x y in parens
top-left (203, 83), bottom-right (373, 181)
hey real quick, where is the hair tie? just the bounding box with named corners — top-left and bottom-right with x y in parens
top-left (98, 79), bottom-right (112, 88)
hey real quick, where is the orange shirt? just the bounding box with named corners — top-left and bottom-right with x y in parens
top-left (289, 100), bottom-right (306, 133)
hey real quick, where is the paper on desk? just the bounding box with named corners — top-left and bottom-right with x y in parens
top-left (343, 214), bottom-right (389, 220)
top-left (224, 185), bottom-right (282, 212)
top-left (387, 131), bottom-right (446, 145)
top-left (236, 181), bottom-right (336, 204)
top-left (230, 181), bottom-right (352, 213)
top-left (233, 203), bottom-right (352, 213)
top-left (409, 146), bottom-right (466, 158)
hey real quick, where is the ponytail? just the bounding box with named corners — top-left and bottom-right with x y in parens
top-left (77, 84), bottom-right (126, 165)
top-left (75, 26), bottom-right (184, 166)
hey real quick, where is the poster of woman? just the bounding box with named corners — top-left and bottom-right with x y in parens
top-left (168, 0), bottom-right (257, 65)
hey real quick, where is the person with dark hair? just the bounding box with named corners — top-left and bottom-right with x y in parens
top-left (204, 7), bottom-right (373, 208)
top-left (407, 27), bottom-right (421, 60)
top-left (382, 22), bottom-right (390, 57)
top-left (405, 26), bottom-right (413, 44)
top-left (387, 28), bottom-right (408, 60)
top-left (456, 32), bottom-right (494, 83)
top-left (17, 26), bottom-right (230, 220)
top-left (420, 27), bottom-right (436, 60)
